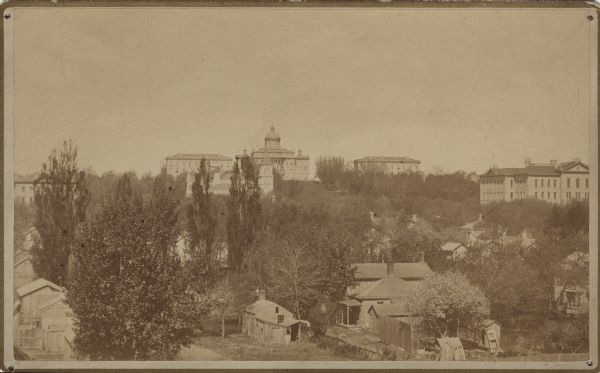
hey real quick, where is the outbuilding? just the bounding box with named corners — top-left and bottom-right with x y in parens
top-left (242, 290), bottom-right (308, 344)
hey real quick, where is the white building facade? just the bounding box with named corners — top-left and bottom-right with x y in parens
top-left (479, 159), bottom-right (589, 205)
top-left (250, 127), bottom-right (309, 181)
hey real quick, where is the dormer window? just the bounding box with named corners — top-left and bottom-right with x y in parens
top-left (275, 307), bottom-right (279, 313)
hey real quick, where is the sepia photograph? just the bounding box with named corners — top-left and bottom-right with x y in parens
top-left (3, 4), bottom-right (598, 370)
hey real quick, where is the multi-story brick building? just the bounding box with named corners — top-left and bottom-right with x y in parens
top-left (353, 156), bottom-right (420, 174)
top-left (479, 159), bottom-right (589, 205)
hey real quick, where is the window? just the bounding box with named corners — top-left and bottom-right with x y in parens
top-left (277, 315), bottom-right (284, 323)
top-left (548, 179), bottom-right (550, 187)
top-left (541, 192), bottom-right (544, 198)
top-left (377, 301), bottom-right (384, 305)
top-left (535, 180), bottom-right (538, 187)
top-left (586, 178), bottom-right (589, 188)
top-left (510, 192), bottom-right (513, 200)
top-left (554, 179), bottom-right (557, 188)
top-left (541, 180), bottom-right (544, 188)
top-left (576, 178), bottom-right (580, 188)
top-left (567, 178), bottom-right (570, 187)
top-left (554, 192), bottom-right (557, 199)
top-left (535, 192), bottom-right (537, 198)
top-left (275, 307), bottom-right (279, 313)
top-left (510, 180), bottom-right (513, 188)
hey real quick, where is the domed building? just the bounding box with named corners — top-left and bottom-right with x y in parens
top-left (251, 126), bottom-right (309, 181)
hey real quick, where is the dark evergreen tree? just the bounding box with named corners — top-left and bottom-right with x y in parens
top-left (187, 159), bottom-right (218, 278)
top-left (226, 155), bottom-right (261, 272)
top-left (31, 140), bottom-right (90, 286)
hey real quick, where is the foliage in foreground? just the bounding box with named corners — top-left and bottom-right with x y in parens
top-left (68, 175), bottom-right (197, 360)
top-left (406, 271), bottom-right (490, 338)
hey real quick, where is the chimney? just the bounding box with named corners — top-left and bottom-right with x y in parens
top-left (258, 289), bottom-right (266, 301)
top-left (524, 158), bottom-right (531, 167)
top-left (386, 262), bottom-right (395, 277)
top-left (417, 252), bottom-right (425, 263)
top-left (550, 160), bottom-right (557, 168)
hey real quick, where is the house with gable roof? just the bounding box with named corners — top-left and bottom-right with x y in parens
top-left (339, 262), bottom-right (428, 329)
top-left (242, 290), bottom-right (309, 344)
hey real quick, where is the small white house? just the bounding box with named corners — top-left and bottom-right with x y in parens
top-left (440, 242), bottom-right (468, 260)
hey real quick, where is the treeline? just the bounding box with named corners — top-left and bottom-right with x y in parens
top-left (26, 141), bottom-right (370, 360)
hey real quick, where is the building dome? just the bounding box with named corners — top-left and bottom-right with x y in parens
top-left (265, 126), bottom-right (280, 141)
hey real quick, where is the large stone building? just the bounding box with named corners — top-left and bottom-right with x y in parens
top-left (166, 154), bottom-right (233, 178)
top-left (15, 174), bottom-right (37, 205)
top-left (479, 159), bottom-right (589, 205)
top-left (353, 156), bottom-right (420, 174)
top-left (250, 127), bottom-right (309, 181)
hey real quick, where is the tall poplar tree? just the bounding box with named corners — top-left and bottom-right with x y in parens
top-left (68, 174), bottom-right (197, 360)
top-left (31, 140), bottom-right (90, 286)
top-left (226, 155), bottom-right (261, 272)
top-left (187, 159), bottom-right (217, 278)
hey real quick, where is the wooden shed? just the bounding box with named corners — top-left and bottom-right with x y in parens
top-left (460, 319), bottom-right (501, 353)
top-left (242, 291), bottom-right (308, 344)
top-left (14, 254), bottom-right (36, 290)
top-left (16, 279), bottom-right (62, 317)
top-left (39, 294), bottom-right (75, 359)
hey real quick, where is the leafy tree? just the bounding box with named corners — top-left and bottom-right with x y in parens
top-left (226, 155), bottom-right (261, 272)
top-left (187, 159), bottom-right (218, 278)
top-left (14, 201), bottom-right (34, 254)
top-left (406, 271), bottom-right (490, 338)
top-left (315, 156), bottom-right (347, 188)
top-left (453, 242), bottom-right (546, 319)
top-left (31, 140), bottom-right (90, 286)
top-left (68, 174), bottom-right (196, 360)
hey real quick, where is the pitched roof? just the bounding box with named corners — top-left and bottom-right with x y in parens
top-left (367, 302), bottom-right (411, 318)
top-left (441, 242), bottom-right (465, 252)
top-left (353, 276), bottom-right (416, 300)
top-left (559, 161), bottom-right (589, 172)
top-left (16, 278), bottom-right (62, 298)
top-left (353, 263), bottom-right (433, 280)
top-left (354, 156), bottom-right (420, 164)
top-left (480, 165), bottom-right (561, 177)
top-left (244, 299), bottom-right (297, 325)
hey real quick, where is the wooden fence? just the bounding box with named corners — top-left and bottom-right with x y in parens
top-left (375, 316), bottom-right (424, 353)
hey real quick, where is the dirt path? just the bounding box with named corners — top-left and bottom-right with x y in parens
top-left (177, 344), bottom-right (226, 360)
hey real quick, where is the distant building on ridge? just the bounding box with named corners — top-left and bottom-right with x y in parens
top-left (250, 126), bottom-right (309, 181)
top-left (479, 158), bottom-right (589, 205)
top-left (353, 156), bottom-right (420, 174)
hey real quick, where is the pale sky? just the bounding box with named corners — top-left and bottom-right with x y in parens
top-left (10, 7), bottom-right (593, 177)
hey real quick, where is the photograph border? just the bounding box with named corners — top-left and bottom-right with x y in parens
top-left (2, 2), bottom-right (598, 371)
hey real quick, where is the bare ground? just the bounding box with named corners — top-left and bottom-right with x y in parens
top-left (186, 334), bottom-right (348, 361)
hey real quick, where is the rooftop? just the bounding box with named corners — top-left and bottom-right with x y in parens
top-left (16, 278), bottom-right (62, 299)
top-left (367, 301), bottom-right (411, 317)
top-left (244, 299), bottom-right (297, 325)
top-left (352, 276), bottom-right (416, 300)
top-left (166, 154), bottom-right (232, 160)
top-left (355, 156), bottom-right (420, 164)
top-left (353, 263), bottom-right (433, 281)
top-left (441, 242), bottom-right (465, 252)
top-left (14, 174), bottom-right (38, 183)
top-left (480, 160), bottom-right (589, 178)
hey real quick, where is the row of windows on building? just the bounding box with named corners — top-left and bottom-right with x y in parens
top-left (507, 178), bottom-right (589, 189)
